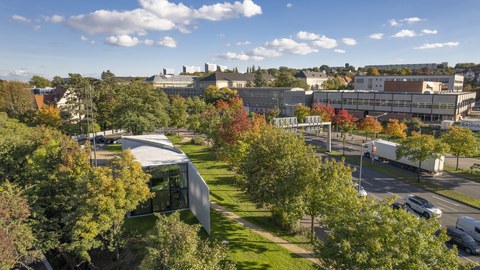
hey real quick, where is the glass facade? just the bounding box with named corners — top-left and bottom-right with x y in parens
top-left (131, 163), bottom-right (189, 216)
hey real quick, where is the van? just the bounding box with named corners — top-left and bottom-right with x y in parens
top-left (456, 216), bottom-right (480, 242)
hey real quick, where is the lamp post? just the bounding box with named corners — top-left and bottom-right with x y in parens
top-left (366, 112), bottom-right (387, 141)
top-left (359, 142), bottom-right (369, 194)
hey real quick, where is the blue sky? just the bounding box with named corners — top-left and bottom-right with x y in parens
top-left (1, 0), bottom-right (480, 80)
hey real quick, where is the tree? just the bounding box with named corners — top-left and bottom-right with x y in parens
top-left (254, 69), bottom-right (267, 87)
top-left (316, 198), bottom-right (470, 270)
top-left (396, 132), bottom-right (449, 181)
top-left (0, 182), bottom-right (40, 269)
top-left (204, 85), bottom-right (238, 104)
top-left (169, 95), bottom-right (188, 132)
top-left (323, 77), bottom-right (345, 90)
top-left (112, 81), bottom-right (170, 135)
top-left (441, 126), bottom-right (480, 170)
top-left (357, 117), bottom-right (382, 140)
top-left (51, 76), bottom-right (65, 87)
top-left (294, 104), bottom-right (310, 123)
top-left (93, 70), bottom-right (118, 131)
top-left (29, 75), bottom-right (51, 88)
top-left (273, 70), bottom-right (309, 89)
top-left (0, 81), bottom-right (35, 119)
top-left (239, 126), bottom-right (311, 230)
top-left (405, 117), bottom-right (424, 135)
top-left (73, 150), bottom-right (152, 262)
top-left (140, 212), bottom-right (235, 270)
top-left (366, 67), bottom-right (380, 76)
top-left (36, 105), bottom-right (62, 128)
top-left (185, 96), bottom-right (206, 115)
top-left (384, 119), bottom-right (407, 140)
top-left (334, 110), bottom-right (357, 156)
top-left (310, 103), bottom-right (335, 122)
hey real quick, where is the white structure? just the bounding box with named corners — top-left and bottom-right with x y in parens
top-left (294, 71), bottom-right (328, 90)
top-left (205, 63), bottom-right (218, 72)
top-left (183, 65), bottom-right (201, 74)
top-left (163, 68), bottom-right (174, 75)
top-left (122, 135), bottom-right (210, 233)
top-left (354, 74), bottom-right (464, 92)
top-left (365, 62), bottom-right (448, 70)
top-left (218, 65), bottom-right (228, 72)
top-left (146, 74), bottom-right (197, 88)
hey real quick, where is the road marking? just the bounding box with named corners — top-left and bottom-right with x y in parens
top-left (387, 192), bottom-right (400, 198)
top-left (460, 255), bottom-right (476, 264)
top-left (369, 194), bottom-right (382, 200)
top-left (435, 202), bottom-right (457, 212)
top-left (361, 180), bottom-right (372, 186)
top-left (431, 195), bottom-right (460, 206)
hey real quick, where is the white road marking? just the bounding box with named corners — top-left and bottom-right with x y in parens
top-left (361, 180), bottom-right (373, 186)
top-left (387, 192), bottom-right (399, 198)
top-left (435, 202), bottom-right (457, 212)
top-left (369, 194), bottom-right (382, 200)
top-left (432, 195), bottom-right (460, 206)
top-left (460, 255), bottom-right (477, 264)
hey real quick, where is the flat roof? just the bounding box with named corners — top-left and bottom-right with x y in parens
top-left (122, 134), bottom-right (190, 167)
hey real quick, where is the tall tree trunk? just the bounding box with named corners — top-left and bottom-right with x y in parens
top-left (310, 214), bottom-right (314, 243)
top-left (418, 161), bottom-right (422, 182)
top-left (456, 155), bottom-right (460, 171)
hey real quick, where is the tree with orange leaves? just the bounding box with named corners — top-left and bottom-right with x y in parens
top-left (36, 105), bottom-right (62, 128)
top-left (311, 102), bottom-right (335, 122)
top-left (357, 117), bottom-right (383, 140)
top-left (384, 119), bottom-right (407, 140)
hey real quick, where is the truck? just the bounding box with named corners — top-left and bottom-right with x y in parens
top-left (363, 139), bottom-right (444, 176)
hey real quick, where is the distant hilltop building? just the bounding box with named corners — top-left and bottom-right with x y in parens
top-left (183, 65), bottom-right (201, 74)
top-left (294, 70), bottom-right (328, 90)
top-left (354, 74), bottom-right (464, 92)
top-left (205, 63), bottom-right (227, 72)
top-left (365, 62), bottom-right (448, 70)
top-left (163, 68), bottom-right (174, 75)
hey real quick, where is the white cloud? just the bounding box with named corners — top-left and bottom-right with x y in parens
top-left (266, 38), bottom-right (318, 55)
top-left (368, 33), bottom-right (384, 40)
top-left (81, 35), bottom-right (96, 44)
top-left (45, 15), bottom-right (65, 23)
top-left (0, 68), bottom-right (33, 81)
top-left (342, 38), bottom-right (357, 46)
top-left (392, 29), bottom-right (417, 38)
top-left (286, 3), bottom-right (293, 8)
top-left (11, 15), bottom-right (31, 23)
top-left (157, 36), bottom-right (177, 48)
top-left (236, 41), bottom-right (251, 46)
top-left (66, 0), bottom-right (262, 36)
top-left (334, 49), bottom-right (346, 54)
top-left (144, 39), bottom-right (154, 46)
top-left (33, 25), bottom-right (41, 32)
top-left (422, 29), bottom-right (438, 35)
top-left (414, 41), bottom-right (459, 49)
top-left (220, 52), bottom-right (253, 61)
top-left (400, 17), bottom-right (422, 24)
top-left (297, 31), bottom-right (320, 40)
top-left (105, 35), bottom-right (141, 47)
top-left (389, 19), bottom-right (398, 26)
top-left (251, 46), bottom-right (282, 58)
top-left (311, 35), bottom-right (337, 49)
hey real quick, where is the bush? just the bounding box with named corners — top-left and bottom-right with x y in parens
top-left (191, 136), bottom-right (205, 145)
top-left (164, 131), bottom-right (177, 136)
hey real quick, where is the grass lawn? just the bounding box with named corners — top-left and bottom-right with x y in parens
top-left (178, 143), bottom-right (314, 252)
top-left (104, 144), bottom-right (122, 152)
top-left (444, 164), bottom-right (480, 184)
top-left (166, 135), bottom-right (183, 145)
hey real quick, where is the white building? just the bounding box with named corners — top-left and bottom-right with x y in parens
top-left (145, 74), bottom-right (197, 88)
top-left (163, 68), bottom-right (174, 75)
top-left (183, 65), bottom-right (201, 74)
top-left (294, 71), bottom-right (328, 90)
top-left (218, 65), bottom-right (228, 72)
top-left (365, 62), bottom-right (448, 70)
top-left (205, 63), bottom-right (217, 72)
top-left (354, 74), bottom-right (464, 92)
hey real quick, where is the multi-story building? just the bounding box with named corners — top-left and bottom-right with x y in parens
top-left (383, 81), bottom-right (442, 93)
top-left (294, 71), bottom-right (328, 90)
top-left (198, 71), bottom-right (274, 89)
top-left (146, 74), bottom-right (198, 88)
top-left (365, 62), bottom-right (448, 70)
top-left (205, 63), bottom-right (217, 72)
top-left (160, 87), bottom-right (204, 98)
top-left (163, 68), bottom-right (174, 75)
top-left (183, 65), bottom-right (201, 74)
top-left (313, 90), bottom-right (476, 122)
top-left (354, 74), bottom-right (464, 92)
top-left (218, 65), bottom-right (227, 72)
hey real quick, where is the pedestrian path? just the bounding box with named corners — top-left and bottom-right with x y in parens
top-left (210, 202), bottom-right (319, 265)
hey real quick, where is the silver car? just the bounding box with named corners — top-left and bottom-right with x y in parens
top-left (404, 195), bottom-right (442, 219)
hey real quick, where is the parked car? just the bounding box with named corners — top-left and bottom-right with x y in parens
top-left (391, 202), bottom-right (420, 218)
top-left (446, 226), bottom-right (480, 255)
top-left (354, 184), bottom-right (367, 198)
top-left (404, 195), bottom-right (442, 219)
top-left (456, 216), bottom-right (480, 242)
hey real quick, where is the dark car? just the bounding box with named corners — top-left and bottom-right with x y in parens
top-left (446, 226), bottom-right (480, 255)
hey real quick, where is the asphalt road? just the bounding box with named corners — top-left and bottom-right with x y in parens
top-left (302, 131), bottom-right (480, 266)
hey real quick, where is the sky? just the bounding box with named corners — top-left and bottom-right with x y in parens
top-left (1, 0), bottom-right (480, 81)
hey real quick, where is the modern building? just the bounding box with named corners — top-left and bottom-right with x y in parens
top-left (313, 90), bottom-right (476, 122)
top-left (198, 71), bottom-right (274, 89)
top-left (205, 63), bottom-right (218, 72)
top-left (294, 71), bottom-right (328, 90)
top-left (183, 65), bottom-right (201, 74)
top-left (163, 68), bottom-right (175, 75)
top-left (122, 134), bottom-right (210, 233)
top-left (114, 76), bottom-right (147, 84)
top-left (354, 74), bottom-right (464, 92)
top-left (146, 74), bottom-right (198, 88)
top-left (160, 87), bottom-right (204, 98)
top-left (383, 81), bottom-right (442, 93)
top-left (365, 62), bottom-right (448, 70)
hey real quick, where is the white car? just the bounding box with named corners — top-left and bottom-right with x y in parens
top-left (404, 195), bottom-right (442, 219)
top-left (354, 184), bottom-right (367, 198)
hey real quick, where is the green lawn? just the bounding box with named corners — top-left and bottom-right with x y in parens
top-left (104, 144), bottom-right (122, 152)
top-left (166, 135), bottom-right (183, 145)
top-left (444, 164), bottom-right (480, 184)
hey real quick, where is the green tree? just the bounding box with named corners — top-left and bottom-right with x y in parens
top-left (366, 67), bottom-right (381, 76)
top-left (323, 77), bottom-right (345, 90)
top-left (0, 81), bottom-right (35, 119)
top-left (239, 126), bottom-right (311, 230)
top-left (185, 96), bottom-right (206, 115)
top-left (404, 117), bottom-right (424, 135)
top-left (140, 212), bottom-right (235, 270)
top-left (396, 132), bottom-right (449, 181)
top-left (254, 69), bottom-right (267, 87)
top-left (29, 75), bottom-right (51, 88)
top-left (0, 182), bottom-right (40, 269)
top-left (204, 85), bottom-right (238, 104)
top-left (51, 75), bottom-right (65, 87)
top-left (112, 81), bottom-right (170, 135)
top-left (36, 105), bottom-right (62, 128)
top-left (169, 95), bottom-right (188, 131)
top-left (294, 104), bottom-right (310, 123)
top-left (316, 198), bottom-right (470, 270)
top-left (441, 126), bottom-right (480, 170)
top-left (94, 70), bottom-right (118, 131)
top-left (384, 119), bottom-right (407, 140)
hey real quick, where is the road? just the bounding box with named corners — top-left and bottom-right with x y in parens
top-left (302, 131), bottom-right (480, 266)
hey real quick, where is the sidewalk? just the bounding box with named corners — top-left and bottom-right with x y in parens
top-left (211, 202), bottom-right (319, 265)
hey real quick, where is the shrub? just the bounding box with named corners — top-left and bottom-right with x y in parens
top-left (191, 136), bottom-right (205, 145)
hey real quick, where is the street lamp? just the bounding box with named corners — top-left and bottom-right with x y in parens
top-left (358, 142), bottom-right (369, 195)
top-left (366, 112), bottom-right (387, 141)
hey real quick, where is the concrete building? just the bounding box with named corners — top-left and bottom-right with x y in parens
top-left (198, 71), bottom-right (274, 89)
top-left (294, 71), bottom-right (328, 90)
top-left (354, 74), bottom-right (464, 92)
top-left (383, 81), bottom-right (442, 93)
top-left (218, 65), bottom-right (228, 72)
top-left (313, 90), bottom-right (476, 122)
top-left (163, 68), bottom-right (174, 75)
top-left (123, 134), bottom-right (210, 233)
top-left (183, 65), bottom-right (201, 74)
top-left (365, 62), bottom-right (448, 70)
top-left (205, 63), bottom-right (217, 72)
top-left (146, 74), bottom-right (198, 88)
top-left (160, 87), bottom-right (204, 98)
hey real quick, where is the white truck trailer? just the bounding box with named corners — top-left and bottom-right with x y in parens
top-left (363, 139), bottom-right (444, 175)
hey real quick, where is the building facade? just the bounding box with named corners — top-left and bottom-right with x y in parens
top-left (198, 72), bottom-right (274, 89)
top-left (354, 74), bottom-right (464, 92)
top-left (313, 90), bottom-right (476, 122)
top-left (183, 65), bottom-right (201, 74)
top-left (160, 87), bottom-right (204, 98)
top-left (294, 71), bottom-right (328, 90)
top-left (365, 62), bottom-right (448, 70)
top-left (205, 63), bottom-right (217, 72)
top-left (146, 74), bottom-right (198, 88)
top-left (383, 81), bottom-right (442, 93)
top-left (163, 68), bottom-right (174, 75)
